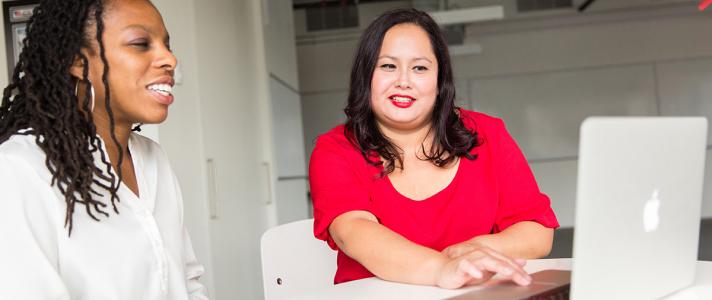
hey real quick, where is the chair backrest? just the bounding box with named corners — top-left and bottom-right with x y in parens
top-left (261, 218), bottom-right (337, 300)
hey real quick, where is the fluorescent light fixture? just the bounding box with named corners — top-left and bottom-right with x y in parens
top-left (429, 5), bottom-right (504, 26)
top-left (449, 43), bottom-right (483, 56)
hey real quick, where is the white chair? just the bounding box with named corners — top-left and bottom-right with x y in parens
top-left (261, 218), bottom-right (337, 300)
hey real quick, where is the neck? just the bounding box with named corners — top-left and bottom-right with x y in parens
top-left (96, 124), bottom-right (131, 151)
top-left (378, 120), bottom-right (434, 156)
top-left (93, 111), bottom-right (132, 164)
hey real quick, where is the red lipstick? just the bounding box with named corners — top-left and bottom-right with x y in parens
top-left (389, 94), bottom-right (415, 108)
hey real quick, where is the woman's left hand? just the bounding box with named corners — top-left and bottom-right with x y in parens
top-left (442, 240), bottom-right (528, 277)
top-left (442, 239), bottom-right (526, 266)
top-left (442, 239), bottom-right (486, 259)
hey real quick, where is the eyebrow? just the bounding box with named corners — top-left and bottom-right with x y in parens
top-left (123, 24), bottom-right (152, 33)
top-left (123, 24), bottom-right (170, 42)
top-left (379, 55), bottom-right (433, 64)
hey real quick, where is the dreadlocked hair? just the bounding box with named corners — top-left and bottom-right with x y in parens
top-left (0, 0), bottom-right (126, 236)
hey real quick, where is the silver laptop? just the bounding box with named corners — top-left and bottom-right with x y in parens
top-left (450, 117), bottom-right (708, 300)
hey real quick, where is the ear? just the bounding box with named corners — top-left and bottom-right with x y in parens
top-left (69, 53), bottom-right (86, 80)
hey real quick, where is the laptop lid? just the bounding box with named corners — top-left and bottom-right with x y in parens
top-left (571, 117), bottom-right (708, 300)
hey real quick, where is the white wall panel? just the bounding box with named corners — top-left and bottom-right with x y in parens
top-left (264, 0), bottom-right (300, 90)
top-left (269, 77), bottom-right (307, 178)
top-left (704, 149), bottom-right (712, 218)
top-left (530, 160), bottom-right (578, 228)
top-left (656, 58), bottom-right (712, 219)
top-left (470, 65), bottom-right (658, 160)
top-left (151, 0), bottom-right (215, 294)
top-left (657, 58), bottom-right (712, 145)
top-left (191, 0), bottom-right (271, 298)
top-left (301, 91), bottom-right (349, 164)
top-left (454, 77), bottom-right (472, 110)
top-left (297, 40), bottom-right (358, 93)
top-left (275, 179), bottom-right (310, 225)
top-left (455, 13), bottom-right (712, 79)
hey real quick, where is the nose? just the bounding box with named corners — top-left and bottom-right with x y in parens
top-left (395, 69), bottom-right (410, 89)
top-left (154, 44), bottom-right (178, 72)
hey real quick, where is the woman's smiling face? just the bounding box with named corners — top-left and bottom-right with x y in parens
top-left (369, 23), bottom-right (439, 133)
top-left (75, 0), bottom-right (177, 127)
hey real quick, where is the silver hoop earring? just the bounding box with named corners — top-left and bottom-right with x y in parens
top-left (74, 80), bottom-right (95, 112)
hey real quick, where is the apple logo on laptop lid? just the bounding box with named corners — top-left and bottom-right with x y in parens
top-left (644, 189), bottom-right (661, 233)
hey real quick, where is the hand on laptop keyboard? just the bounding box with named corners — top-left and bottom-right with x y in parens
top-left (435, 246), bottom-right (532, 289)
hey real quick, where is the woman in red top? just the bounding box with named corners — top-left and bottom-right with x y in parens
top-left (309, 8), bottom-right (559, 289)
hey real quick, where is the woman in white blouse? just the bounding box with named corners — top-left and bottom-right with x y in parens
top-left (0, 0), bottom-right (208, 299)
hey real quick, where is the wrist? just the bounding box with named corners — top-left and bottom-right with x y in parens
top-left (429, 253), bottom-right (451, 286)
top-left (468, 235), bottom-right (495, 250)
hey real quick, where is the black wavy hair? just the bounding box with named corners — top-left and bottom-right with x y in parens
top-left (344, 8), bottom-right (481, 175)
top-left (0, 0), bottom-right (128, 235)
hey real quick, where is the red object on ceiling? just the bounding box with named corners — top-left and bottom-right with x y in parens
top-left (700, 0), bottom-right (712, 11)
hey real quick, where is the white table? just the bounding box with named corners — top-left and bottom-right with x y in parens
top-left (293, 259), bottom-right (712, 300)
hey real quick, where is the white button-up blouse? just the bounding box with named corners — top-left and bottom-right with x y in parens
top-left (0, 133), bottom-right (209, 300)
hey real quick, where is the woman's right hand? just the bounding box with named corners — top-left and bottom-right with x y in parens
top-left (435, 246), bottom-right (532, 289)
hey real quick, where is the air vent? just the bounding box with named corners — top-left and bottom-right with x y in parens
top-left (517, 0), bottom-right (573, 12)
top-left (304, 0), bottom-right (359, 31)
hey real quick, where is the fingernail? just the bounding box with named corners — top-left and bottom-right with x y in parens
top-left (470, 266), bottom-right (483, 278)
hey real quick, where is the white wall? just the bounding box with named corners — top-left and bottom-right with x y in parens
top-left (185, 0), bottom-right (272, 299)
top-left (296, 3), bottom-right (712, 228)
top-left (264, 0), bottom-right (300, 90)
top-left (264, 0), bottom-right (310, 225)
top-left (143, 0), bottom-right (275, 298)
top-left (268, 75), bottom-right (310, 224)
top-left (147, 0), bottom-right (275, 299)
top-left (460, 6), bottom-right (712, 227)
top-left (151, 0), bottom-right (215, 295)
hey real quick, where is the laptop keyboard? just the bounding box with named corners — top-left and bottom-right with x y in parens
top-left (523, 283), bottom-right (570, 300)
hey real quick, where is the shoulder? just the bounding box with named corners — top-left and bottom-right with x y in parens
top-left (457, 108), bottom-right (506, 133)
top-left (130, 132), bottom-right (161, 152)
top-left (0, 133), bottom-right (53, 182)
top-left (0, 132), bottom-right (45, 159)
top-left (313, 124), bottom-right (359, 156)
top-left (458, 109), bottom-right (511, 149)
top-left (457, 109), bottom-right (517, 156)
top-left (0, 138), bottom-right (63, 243)
top-left (128, 133), bottom-right (180, 187)
top-left (0, 134), bottom-right (58, 210)
top-left (130, 133), bottom-right (169, 162)
top-left (310, 124), bottom-right (376, 176)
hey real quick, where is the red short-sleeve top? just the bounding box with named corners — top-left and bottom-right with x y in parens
top-left (308, 109), bottom-right (559, 284)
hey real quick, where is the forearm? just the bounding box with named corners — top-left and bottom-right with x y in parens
top-left (472, 221), bottom-right (553, 258)
top-left (330, 213), bottom-right (448, 285)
